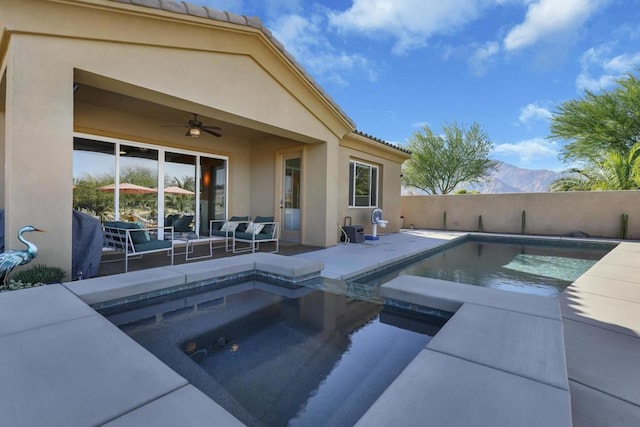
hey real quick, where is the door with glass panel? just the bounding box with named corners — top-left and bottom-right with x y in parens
top-left (164, 152), bottom-right (196, 234)
top-left (280, 153), bottom-right (302, 242)
top-left (199, 157), bottom-right (227, 235)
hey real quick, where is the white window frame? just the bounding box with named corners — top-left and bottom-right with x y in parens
top-left (348, 160), bottom-right (379, 208)
top-left (73, 132), bottom-right (229, 234)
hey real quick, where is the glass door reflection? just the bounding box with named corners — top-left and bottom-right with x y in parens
top-left (165, 152), bottom-right (196, 235)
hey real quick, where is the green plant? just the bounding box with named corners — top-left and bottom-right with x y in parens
top-left (11, 264), bottom-right (67, 285)
top-left (621, 213), bottom-right (629, 239)
top-left (521, 210), bottom-right (527, 235)
top-left (1, 280), bottom-right (45, 293)
top-left (402, 121), bottom-right (497, 194)
top-left (443, 211), bottom-right (447, 230)
top-left (478, 215), bottom-right (484, 232)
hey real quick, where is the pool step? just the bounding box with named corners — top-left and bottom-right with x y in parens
top-left (301, 279), bottom-right (382, 303)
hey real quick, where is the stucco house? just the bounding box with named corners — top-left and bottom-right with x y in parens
top-left (0, 0), bottom-right (410, 275)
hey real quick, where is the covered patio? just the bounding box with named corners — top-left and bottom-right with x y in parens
top-left (1, 0), bottom-right (409, 279)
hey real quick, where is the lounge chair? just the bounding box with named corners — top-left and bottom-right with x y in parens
top-left (232, 216), bottom-right (279, 254)
top-left (209, 216), bottom-right (249, 251)
top-left (102, 221), bottom-right (174, 272)
top-left (166, 214), bottom-right (194, 236)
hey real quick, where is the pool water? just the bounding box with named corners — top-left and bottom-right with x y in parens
top-left (106, 281), bottom-right (443, 427)
top-left (359, 239), bottom-right (613, 297)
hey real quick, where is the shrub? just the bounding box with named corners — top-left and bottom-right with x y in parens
top-left (11, 264), bottom-right (67, 285)
top-left (2, 280), bottom-right (45, 292)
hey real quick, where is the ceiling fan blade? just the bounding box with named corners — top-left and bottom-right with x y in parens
top-left (202, 126), bottom-right (222, 131)
top-left (202, 128), bottom-right (222, 137)
top-left (185, 130), bottom-right (191, 137)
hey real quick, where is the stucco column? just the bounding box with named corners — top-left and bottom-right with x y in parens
top-left (305, 140), bottom-right (339, 247)
top-left (4, 37), bottom-right (74, 274)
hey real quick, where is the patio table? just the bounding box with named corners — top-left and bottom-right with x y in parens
top-left (172, 234), bottom-right (225, 261)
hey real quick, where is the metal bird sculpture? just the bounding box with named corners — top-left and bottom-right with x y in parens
top-left (0, 226), bottom-right (44, 288)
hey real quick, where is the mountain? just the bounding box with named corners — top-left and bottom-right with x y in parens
top-left (468, 162), bottom-right (566, 193)
top-left (402, 162), bottom-right (567, 195)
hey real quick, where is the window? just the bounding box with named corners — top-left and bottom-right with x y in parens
top-left (349, 160), bottom-right (378, 207)
top-left (73, 136), bottom-right (227, 236)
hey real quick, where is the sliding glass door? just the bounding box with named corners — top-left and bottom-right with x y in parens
top-left (164, 152), bottom-right (196, 233)
top-left (199, 157), bottom-right (227, 234)
top-left (73, 136), bottom-right (227, 236)
top-left (119, 145), bottom-right (158, 225)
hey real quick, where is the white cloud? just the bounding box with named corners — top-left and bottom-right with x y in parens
top-left (468, 41), bottom-right (500, 75)
top-left (519, 103), bottom-right (552, 125)
top-left (269, 13), bottom-right (376, 86)
top-left (494, 138), bottom-right (558, 163)
top-left (504, 0), bottom-right (603, 51)
top-left (576, 43), bottom-right (640, 92)
top-left (328, 0), bottom-right (508, 55)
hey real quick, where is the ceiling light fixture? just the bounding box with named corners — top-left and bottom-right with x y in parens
top-left (188, 127), bottom-right (201, 138)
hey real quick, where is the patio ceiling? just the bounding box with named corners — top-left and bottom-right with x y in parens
top-left (74, 83), bottom-right (278, 142)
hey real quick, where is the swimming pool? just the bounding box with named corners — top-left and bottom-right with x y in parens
top-left (357, 236), bottom-right (614, 297)
top-left (104, 280), bottom-right (445, 427)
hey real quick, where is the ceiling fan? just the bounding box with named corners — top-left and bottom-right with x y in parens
top-left (181, 113), bottom-right (222, 138)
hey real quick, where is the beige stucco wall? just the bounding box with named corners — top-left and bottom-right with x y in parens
top-left (338, 134), bottom-right (409, 237)
top-left (1, 0), bottom-right (408, 275)
top-left (0, 108), bottom-right (5, 207)
top-left (307, 141), bottom-right (338, 245)
top-left (401, 191), bottom-right (640, 239)
top-left (0, 0), bottom-right (348, 273)
top-left (4, 35), bottom-right (74, 271)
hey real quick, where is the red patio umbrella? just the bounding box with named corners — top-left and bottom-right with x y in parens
top-left (97, 183), bottom-right (157, 195)
top-left (164, 186), bottom-right (195, 195)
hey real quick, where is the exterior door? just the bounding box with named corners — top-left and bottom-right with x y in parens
top-left (280, 153), bottom-right (302, 242)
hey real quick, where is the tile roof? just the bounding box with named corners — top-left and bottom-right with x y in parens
top-left (354, 130), bottom-right (412, 155)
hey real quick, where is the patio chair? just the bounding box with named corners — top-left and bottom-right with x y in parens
top-left (209, 216), bottom-right (249, 251)
top-left (102, 221), bottom-right (174, 272)
top-left (232, 216), bottom-right (279, 254)
top-left (169, 214), bottom-right (194, 236)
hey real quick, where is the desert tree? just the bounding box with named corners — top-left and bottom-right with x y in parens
top-left (549, 70), bottom-right (640, 190)
top-left (402, 121), bottom-right (497, 195)
top-left (550, 142), bottom-right (640, 191)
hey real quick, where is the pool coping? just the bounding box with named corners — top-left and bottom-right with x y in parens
top-left (361, 276), bottom-right (571, 426)
top-left (0, 231), bottom-right (629, 426)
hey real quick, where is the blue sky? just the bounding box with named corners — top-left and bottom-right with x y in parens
top-left (198, 0), bottom-right (640, 171)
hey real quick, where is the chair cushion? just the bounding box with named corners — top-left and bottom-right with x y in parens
top-left (133, 239), bottom-right (172, 252)
top-left (104, 221), bottom-right (149, 244)
top-left (220, 221), bottom-right (239, 232)
top-left (245, 222), bottom-right (265, 235)
top-left (234, 232), bottom-right (274, 241)
top-left (230, 216), bottom-right (249, 232)
top-left (254, 216), bottom-right (274, 234)
top-left (173, 215), bottom-right (194, 232)
top-left (165, 214), bottom-right (179, 227)
top-left (129, 222), bottom-right (151, 246)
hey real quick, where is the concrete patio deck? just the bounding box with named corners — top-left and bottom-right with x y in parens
top-left (559, 241), bottom-right (640, 425)
top-left (0, 230), bottom-right (637, 426)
